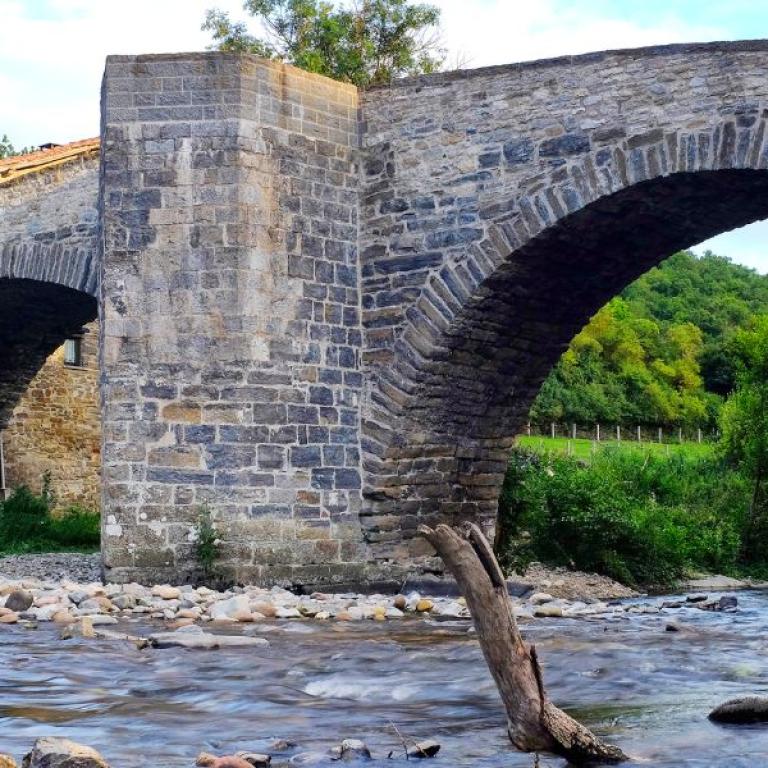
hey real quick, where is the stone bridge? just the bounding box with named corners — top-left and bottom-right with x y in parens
top-left (4, 40), bottom-right (768, 586)
top-left (0, 141), bottom-right (99, 426)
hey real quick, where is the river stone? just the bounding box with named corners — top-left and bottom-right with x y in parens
top-left (5, 589), bottom-right (33, 612)
top-left (209, 595), bottom-right (250, 621)
top-left (152, 585), bottom-right (181, 600)
top-left (685, 575), bottom-right (747, 591)
top-left (333, 739), bottom-right (370, 760)
top-left (529, 592), bottom-right (555, 605)
top-left (534, 604), bottom-right (563, 618)
top-left (196, 754), bottom-right (253, 768)
top-left (148, 625), bottom-right (270, 650)
top-left (709, 696), bottom-right (768, 723)
top-left (406, 740), bottom-right (441, 758)
top-left (21, 737), bottom-right (109, 768)
top-left (234, 752), bottom-right (271, 766)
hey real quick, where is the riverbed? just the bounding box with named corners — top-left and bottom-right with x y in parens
top-left (2, 591), bottom-right (768, 767)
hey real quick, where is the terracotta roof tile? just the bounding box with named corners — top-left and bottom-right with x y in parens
top-left (0, 138), bottom-right (100, 186)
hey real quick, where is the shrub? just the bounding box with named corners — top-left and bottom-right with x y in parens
top-left (47, 507), bottom-right (101, 548)
top-left (0, 486), bottom-right (49, 547)
top-left (497, 446), bottom-right (748, 587)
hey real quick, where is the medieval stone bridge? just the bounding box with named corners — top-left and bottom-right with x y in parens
top-left (3, 40), bottom-right (768, 586)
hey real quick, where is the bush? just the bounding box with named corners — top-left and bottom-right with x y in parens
top-left (47, 507), bottom-right (101, 548)
top-left (497, 447), bottom-right (748, 587)
top-left (0, 487), bottom-right (100, 554)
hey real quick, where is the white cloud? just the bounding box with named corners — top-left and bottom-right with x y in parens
top-left (433, 0), bottom-right (724, 69)
top-left (2, 0), bottom-right (764, 269)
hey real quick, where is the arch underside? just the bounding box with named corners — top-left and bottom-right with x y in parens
top-left (0, 279), bottom-right (97, 428)
top-left (361, 169), bottom-right (768, 561)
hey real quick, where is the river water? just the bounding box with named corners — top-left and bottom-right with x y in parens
top-left (3, 591), bottom-right (768, 766)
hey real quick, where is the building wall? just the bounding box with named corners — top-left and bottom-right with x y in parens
top-left (1, 321), bottom-right (100, 511)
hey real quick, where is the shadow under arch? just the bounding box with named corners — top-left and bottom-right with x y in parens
top-left (0, 278), bottom-right (97, 428)
top-left (361, 167), bottom-right (768, 561)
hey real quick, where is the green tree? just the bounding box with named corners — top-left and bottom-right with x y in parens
top-left (0, 134), bottom-right (30, 159)
top-left (203, 0), bottom-right (445, 86)
top-left (720, 316), bottom-right (768, 561)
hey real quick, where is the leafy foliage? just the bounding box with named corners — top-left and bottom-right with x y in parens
top-left (0, 134), bottom-right (32, 159)
top-left (0, 486), bottom-right (99, 553)
top-left (719, 316), bottom-right (768, 561)
top-left (194, 506), bottom-right (220, 581)
top-left (531, 250), bottom-right (768, 428)
top-left (497, 447), bottom-right (748, 587)
top-left (203, 0), bottom-right (445, 86)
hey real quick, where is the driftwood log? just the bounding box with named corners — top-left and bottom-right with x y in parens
top-left (418, 522), bottom-right (626, 764)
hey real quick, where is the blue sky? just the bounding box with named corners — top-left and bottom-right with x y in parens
top-left (3, 0), bottom-right (768, 270)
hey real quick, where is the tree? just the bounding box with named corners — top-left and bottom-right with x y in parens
top-left (0, 134), bottom-right (31, 159)
top-left (719, 316), bottom-right (768, 561)
top-left (203, 0), bottom-right (445, 86)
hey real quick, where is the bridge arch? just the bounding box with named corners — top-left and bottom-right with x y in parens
top-left (360, 66), bottom-right (768, 564)
top-left (0, 141), bottom-right (100, 426)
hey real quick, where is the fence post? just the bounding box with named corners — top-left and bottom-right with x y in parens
top-left (551, 422), bottom-right (556, 439)
top-left (596, 423), bottom-right (601, 442)
top-left (637, 425), bottom-right (642, 444)
top-left (658, 426), bottom-right (663, 444)
top-left (697, 428), bottom-right (702, 444)
top-left (616, 424), bottom-right (621, 442)
top-left (572, 423), bottom-right (576, 440)
top-left (678, 426), bottom-right (682, 443)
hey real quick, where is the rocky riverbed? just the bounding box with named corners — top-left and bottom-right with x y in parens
top-left (2, 553), bottom-right (768, 767)
top-left (0, 563), bottom-right (749, 633)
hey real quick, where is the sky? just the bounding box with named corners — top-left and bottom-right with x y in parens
top-left (3, 0), bottom-right (768, 270)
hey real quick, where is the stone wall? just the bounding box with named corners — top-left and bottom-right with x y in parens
top-left (0, 156), bottom-right (99, 427)
top-left (100, 53), bottom-right (370, 586)
top-left (357, 41), bottom-right (768, 563)
top-left (1, 322), bottom-right (100, 511)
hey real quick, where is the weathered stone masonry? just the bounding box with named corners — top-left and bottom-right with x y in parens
top-left (7, 42), bottom-right (768, 585)
top-left (100, 54), bottom-right (367, 585)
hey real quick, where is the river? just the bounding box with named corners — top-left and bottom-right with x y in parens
top-left (2, 590), bottom-right (768, 766)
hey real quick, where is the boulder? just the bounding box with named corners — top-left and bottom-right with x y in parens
top-left (330, 739), bottom-right (371, 760)
top-left (234, 752), bottom-right (271, 767)
top-left (152, 585), bottom-right (181, 600)
top-left (534, 604), bottom-right (563, 618)
top-left (697, 595), bottom-right (738, 612)
top-left (196, 754), bottom-right (253, 768)
top-left (529, 592), bottom-right (555, 605)
top-left (0, 755), bottom-right (17, 768)
top-left (209, 595), bottom-right (250, 621)
top-left (21, 737), bottom-right (109, 768)
top-left (406, 740), bottom-right (441, 759)
top-left (5, 589), bottom-right (33, 613)
top-left (685, 575), bottom-right (747, 591)
top-left (709, 696), bottom-right (768, 723)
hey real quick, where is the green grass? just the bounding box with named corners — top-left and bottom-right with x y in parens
top-left (517, 434), bottom-right (714, 460)
top-left (0, 487), bottom-right (100, 555)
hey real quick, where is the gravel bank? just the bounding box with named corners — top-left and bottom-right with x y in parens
top-left (0, 553), bottom-right (101, 583)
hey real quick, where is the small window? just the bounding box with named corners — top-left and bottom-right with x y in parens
top-left (63, 337), bottom-right (83, 367)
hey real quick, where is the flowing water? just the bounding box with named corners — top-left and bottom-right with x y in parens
top-left (3, 591), bottom-right (768, 766)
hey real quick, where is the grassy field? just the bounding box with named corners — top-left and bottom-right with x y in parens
top-left (517, 434), bottom-right (714, 460)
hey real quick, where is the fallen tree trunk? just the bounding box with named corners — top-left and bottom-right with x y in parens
top-left (418, 522), bottom-right (626, 764)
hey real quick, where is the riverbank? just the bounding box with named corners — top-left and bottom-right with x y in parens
top-left (0, 556), bottom-right (756, 630)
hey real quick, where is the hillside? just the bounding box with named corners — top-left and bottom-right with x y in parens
top-left (530, 250), bottom-right (768, 428)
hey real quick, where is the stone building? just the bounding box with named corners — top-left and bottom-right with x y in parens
top-left (0, 142), bottom-right (101, 512)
